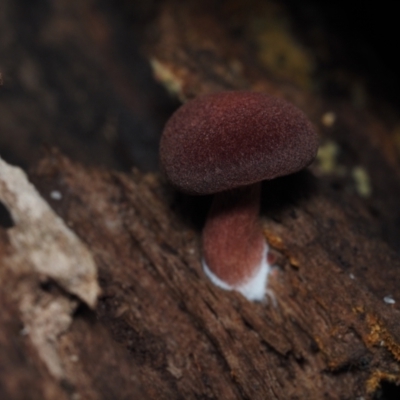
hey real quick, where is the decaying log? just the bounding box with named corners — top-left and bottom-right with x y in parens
top-left (4, 149), bottom-right (393, 399)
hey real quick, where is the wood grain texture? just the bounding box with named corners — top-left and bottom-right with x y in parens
top-left (26, 150), bottom-right (400, 399)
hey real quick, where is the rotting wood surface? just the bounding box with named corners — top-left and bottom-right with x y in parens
top-left (14, 150), bottom-right (398, 400)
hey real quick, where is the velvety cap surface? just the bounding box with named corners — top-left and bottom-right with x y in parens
top-left (160, 91), bottom-right (319, 195)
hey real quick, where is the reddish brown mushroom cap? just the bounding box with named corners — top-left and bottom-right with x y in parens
top-left (160, 91), bottom-right (318, 195)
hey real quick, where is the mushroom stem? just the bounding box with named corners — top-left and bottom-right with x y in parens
top-left (202, 183), bottom-right (271, 301)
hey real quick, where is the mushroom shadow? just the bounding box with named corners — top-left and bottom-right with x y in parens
top-left (169, 169), bottom-right (318, 231)
top-left (170, 190), bottom-right (213, 231)
top-left (260, 169), bottom-right (319, 218)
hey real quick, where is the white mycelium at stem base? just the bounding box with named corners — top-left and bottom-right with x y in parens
top-left (201, 183), bottom-right (271, 301)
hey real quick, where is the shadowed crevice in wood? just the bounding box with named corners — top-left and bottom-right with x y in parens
top-left (0, 201), bottom-right (14, 229)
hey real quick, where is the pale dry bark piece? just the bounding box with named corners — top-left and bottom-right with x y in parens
top-left (0, 157), bottom-right (99, 308)
top-left (0, 157), bottom-right (99, 384)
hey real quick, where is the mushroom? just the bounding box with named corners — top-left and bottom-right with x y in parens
top-left (160, 91), bottom-right (318, 301)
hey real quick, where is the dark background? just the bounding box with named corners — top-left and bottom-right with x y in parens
top-left (0, 0), bottom-right (399, 172)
